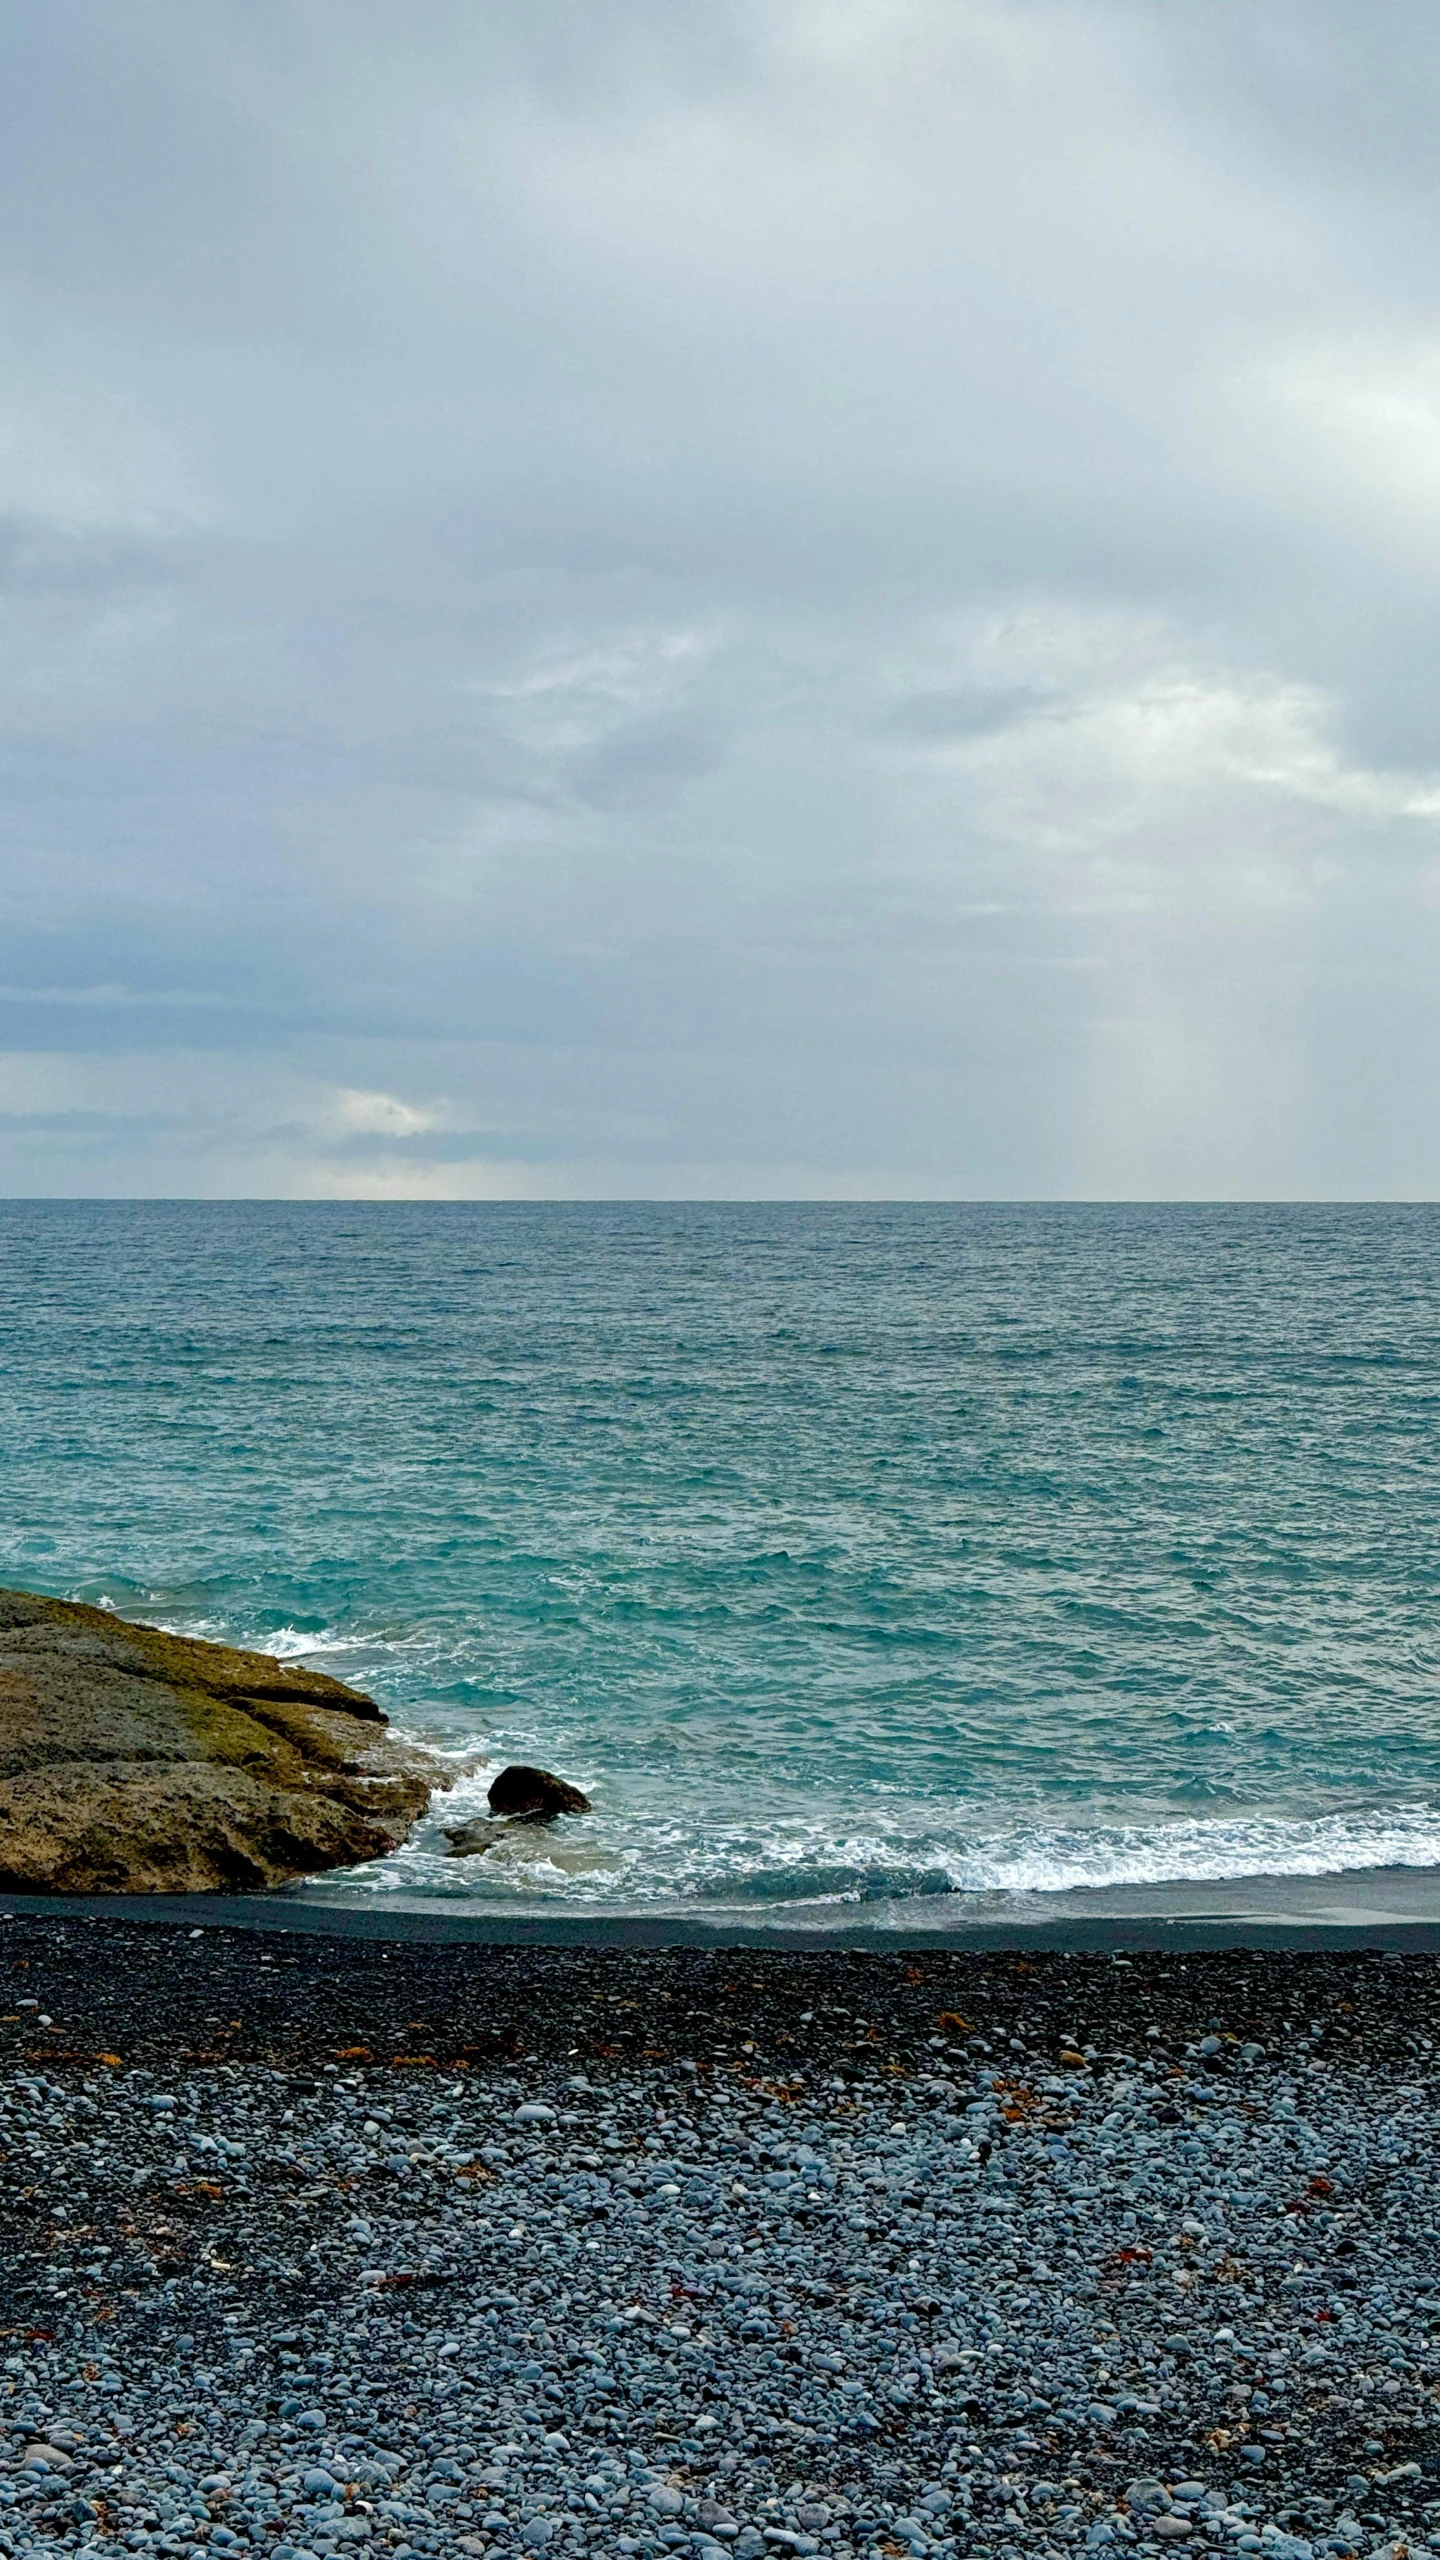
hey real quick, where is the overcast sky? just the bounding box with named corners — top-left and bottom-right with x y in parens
top-left (4, 0), bottom-right (1440, 1198)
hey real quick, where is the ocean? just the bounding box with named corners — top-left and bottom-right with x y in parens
top-left (1, 1200), bottom-right (1436, 1922)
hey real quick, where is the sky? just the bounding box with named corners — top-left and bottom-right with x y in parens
top-left (4, 0), bottom-right (1440, 1200)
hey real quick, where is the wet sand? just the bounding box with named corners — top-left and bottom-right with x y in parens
top-left (4, 1863), bottom-right (1440, 1952)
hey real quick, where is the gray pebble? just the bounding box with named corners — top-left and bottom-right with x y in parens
top-left (5, 1958), bottom-right (1440, 2560)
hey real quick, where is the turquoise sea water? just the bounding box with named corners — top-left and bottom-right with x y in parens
top-left (1, 1201), bottom-right (1437, 1917)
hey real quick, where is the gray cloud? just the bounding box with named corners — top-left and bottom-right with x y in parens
top-left (2, 1), bottom-right (1440, 1196)
top-left (874, 689), bottom-right (1061, 745)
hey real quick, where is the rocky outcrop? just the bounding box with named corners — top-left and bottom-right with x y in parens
top-left (0, 1588), bottom-right (441, 1893)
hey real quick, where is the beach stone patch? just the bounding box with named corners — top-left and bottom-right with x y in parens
top-left (2, 1926), bottom-right (1440, 2556)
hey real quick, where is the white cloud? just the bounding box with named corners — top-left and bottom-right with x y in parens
top-left (328, 1087), bottom-right (441, 1139)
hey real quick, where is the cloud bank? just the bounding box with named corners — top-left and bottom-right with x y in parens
top-left (4, 0), bottom-right (1440, 1197)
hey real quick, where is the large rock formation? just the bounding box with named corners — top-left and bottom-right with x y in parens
top-left (0, 1588), bottom-right (439, 1893)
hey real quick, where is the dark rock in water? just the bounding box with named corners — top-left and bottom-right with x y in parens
top-left (442, 1815), bottom-right (612, 1872)
top-left (486, 1763), bottom-right (591, 1820)
top-left (443, 1816), bottom-right (510, 1857)
top-left (444, 1814), bottom-right (549, 1857)
top-left (0, 1586), bottom-right (445, 1894)
top-left (443, 1764), bottom-right (591, 1856)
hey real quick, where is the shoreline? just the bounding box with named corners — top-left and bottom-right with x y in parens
top-left (5, 1860), bottom-right (1440, 1950)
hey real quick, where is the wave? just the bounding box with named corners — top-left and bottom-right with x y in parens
top-left (906, 1802), bottom-right (1440, 1896)
top-left (301, 1786), bottom-right (1440, 1910)
top-left (135, 1607), bottom-right (445, 1670)
top-left (240, 1622), bottom-right (350, 1661)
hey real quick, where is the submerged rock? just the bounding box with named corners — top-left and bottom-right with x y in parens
top-left (0, 1587), bottom-right (443, 1893)
top-left (486, 1762), bottom-right (591, 1820)
top-left (443, 1815), bottom-right (618, 1874)
top-left (444, 1815), bottom-right (518, 1856)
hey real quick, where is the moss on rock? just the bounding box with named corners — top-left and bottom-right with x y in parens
top-left (0, 1588), bottom-right (439, 1893)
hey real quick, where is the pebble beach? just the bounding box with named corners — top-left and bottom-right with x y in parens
top-left (3, 1922), bottom-right (1440, 2560)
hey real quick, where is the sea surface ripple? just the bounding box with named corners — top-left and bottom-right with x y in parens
top-left (0, 1200), bottom-right (1436, 1915)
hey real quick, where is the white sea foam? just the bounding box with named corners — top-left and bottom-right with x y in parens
top-left (138, 1612), bottom-right (347, 1659)
top-left (910, 1802), bottom-right (1440, 1895)
top-left (145, 1611), bottom-right (444, 1668)
top-left (250, 1623), bottom-right (347, 1659)
top-left (301, 1788), bottom-right (1440, 1909)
